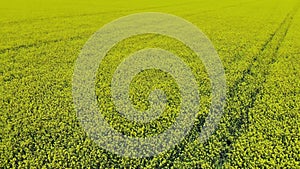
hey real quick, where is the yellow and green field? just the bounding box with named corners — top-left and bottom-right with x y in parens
top-left (1, 0), bottom-right (299, 168)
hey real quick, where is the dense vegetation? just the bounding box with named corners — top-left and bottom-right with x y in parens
top-left (1, 0), bottom-right (299, 168)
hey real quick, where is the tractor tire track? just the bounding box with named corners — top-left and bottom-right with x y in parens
top-left (0, 0), bottom-right (264, 56)
top-left (184, 0), bottom-right (265, 18)
top-left (149, 5), bottom-right (298, 168)
top-left (1, 1), bottom-right (195, 25)
top-left (217, 6), bottom-right (299, 166)
top-left (2, 3), bottom-right (297, 167)
top-left (0, 35), bottom-right (88, 56)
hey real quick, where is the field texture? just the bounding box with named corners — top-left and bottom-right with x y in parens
top-left (1, 0), bottom-right (300, 168)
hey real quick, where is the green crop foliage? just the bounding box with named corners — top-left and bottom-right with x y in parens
top-left (0, 0), bottom-right (299, 168)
